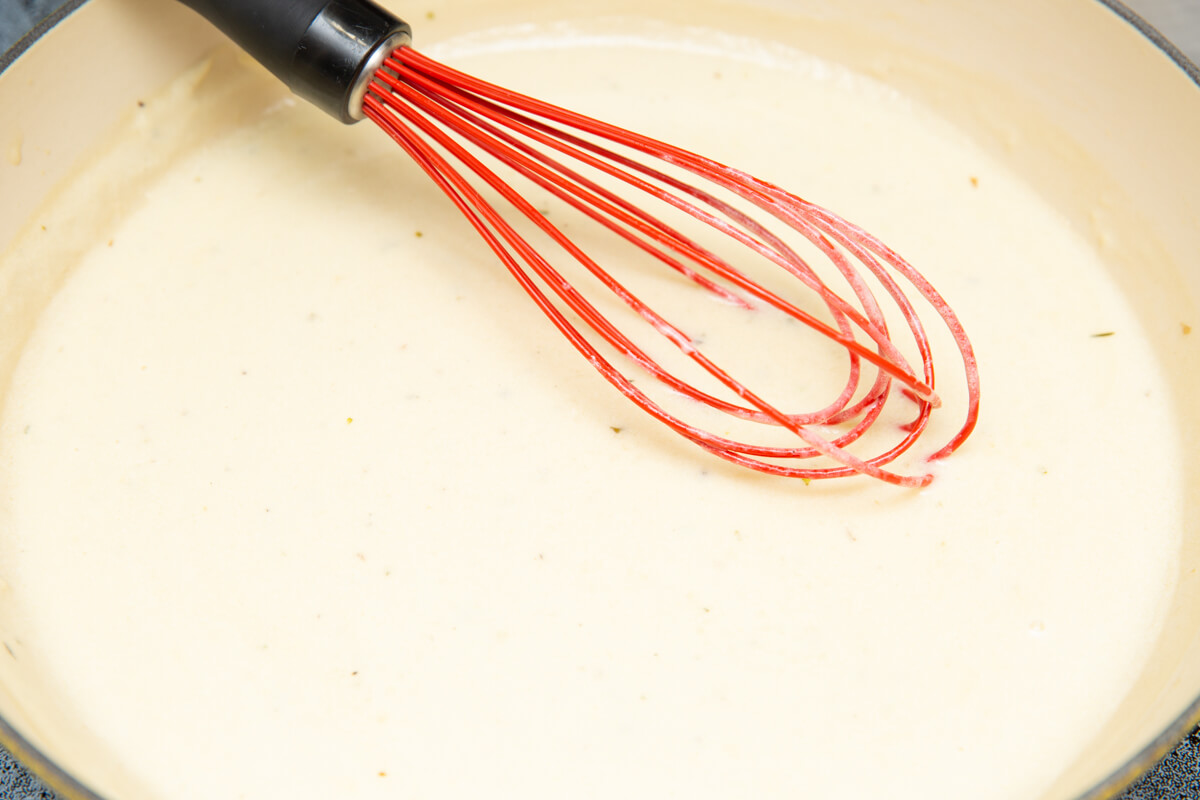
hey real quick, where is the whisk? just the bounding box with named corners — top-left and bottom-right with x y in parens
top-left (177, 0), bottom-right (980, 487)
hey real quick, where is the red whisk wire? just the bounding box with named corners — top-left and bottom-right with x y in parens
top-left (381, 60), bottom-right (929, 402)
top-left (360, 46), bottom-right (981, 486)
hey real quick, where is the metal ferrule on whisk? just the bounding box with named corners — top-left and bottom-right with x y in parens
top-left (176, 0), bottom-right (411, 124)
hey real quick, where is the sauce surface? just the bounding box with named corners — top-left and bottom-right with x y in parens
top-left (0, 14), bottom-right (1186, 800)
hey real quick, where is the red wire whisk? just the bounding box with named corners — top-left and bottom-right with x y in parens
top-left (177, 0), bottom-right (980, 486)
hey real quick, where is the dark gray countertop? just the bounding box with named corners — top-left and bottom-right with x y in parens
top-left (1, 0), bottom-right (1199, 797)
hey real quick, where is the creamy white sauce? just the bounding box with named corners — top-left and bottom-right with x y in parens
top-left (0, 15), bottom-right (1187, 800)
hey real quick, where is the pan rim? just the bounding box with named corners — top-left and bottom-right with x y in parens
top-left (0, 0), bottom-right (86, 75)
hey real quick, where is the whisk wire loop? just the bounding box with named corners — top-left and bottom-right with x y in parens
top-left (362, 47), bottom-right (981, 486)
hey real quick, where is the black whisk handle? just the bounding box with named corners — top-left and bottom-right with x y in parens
top-left (175, 0), bottom-right (411, 123)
